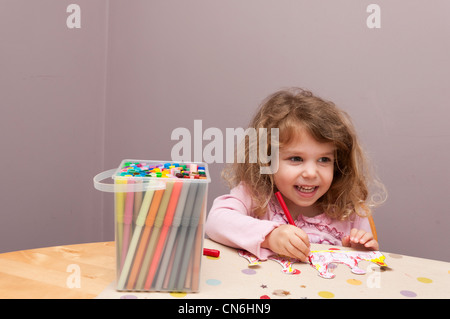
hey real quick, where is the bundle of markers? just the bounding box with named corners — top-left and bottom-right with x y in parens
top-left (113, 160), bottom-right (210, 292)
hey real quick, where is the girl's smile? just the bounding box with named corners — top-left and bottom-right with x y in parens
top-left (295, 185), bottom-right (319, 197)
top-left (273, 128), bottom-right (335, 219)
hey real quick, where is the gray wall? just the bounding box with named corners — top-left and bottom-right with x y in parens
top-left (1, 0), bottom-right (449, 262)
top-left (0, 0), bottom-right (108, 249)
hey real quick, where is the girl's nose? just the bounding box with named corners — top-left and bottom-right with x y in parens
top-left (301, 162), bottom-right (317, 179)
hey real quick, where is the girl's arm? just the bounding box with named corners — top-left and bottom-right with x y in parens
top-left (205, 184), bottom-right (283, 260)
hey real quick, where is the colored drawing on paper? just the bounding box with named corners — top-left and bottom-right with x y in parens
top-left (237, 249), bottom-right (388, 279)
top-left (308, 250), bottom-right (387, 279)
top-left (238, 250), bottom-right (301, 274)
top-left (268, 255), bottom-right (301, 274)
top-left (238, 250), bottom-right (261, 267)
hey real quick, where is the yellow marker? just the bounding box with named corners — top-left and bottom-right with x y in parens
top-left (115, 178), bottom-right (127, 263)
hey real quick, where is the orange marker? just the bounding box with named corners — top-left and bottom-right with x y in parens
top-left (143, 181), bottom-right (183, 289)
top-left (125, 188), bottom-right (164, 289)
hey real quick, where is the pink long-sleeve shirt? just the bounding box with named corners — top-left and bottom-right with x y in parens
top-left (205, 183), bottom-right (372, 260)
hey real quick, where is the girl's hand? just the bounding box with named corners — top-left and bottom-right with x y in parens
top-left (342, 228), bottom-right (379, 250)
top-left (261, 224), bottom-right (310, 262)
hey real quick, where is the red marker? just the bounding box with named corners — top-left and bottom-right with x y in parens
top-left (203, 248), bottom-right (220, 258)
top-left (275, 191), bottom-right (296, 225)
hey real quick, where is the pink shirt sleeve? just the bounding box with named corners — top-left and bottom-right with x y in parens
top-left (205, 184), bottom-right (283, 260)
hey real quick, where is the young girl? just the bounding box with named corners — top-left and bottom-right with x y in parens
top-left (205, 88), bottom-right (386, 262)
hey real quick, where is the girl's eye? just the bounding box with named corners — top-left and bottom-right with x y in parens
top-left (318, 157), bottom-right (332, 163)
top-left (289, 156), bottom-right (303, 162)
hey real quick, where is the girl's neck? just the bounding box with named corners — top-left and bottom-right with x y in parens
top-left (289, 203), bottom-right (322, 220)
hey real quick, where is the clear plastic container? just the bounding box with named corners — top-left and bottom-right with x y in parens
top-left (94, 159), bottom-right (210, 292)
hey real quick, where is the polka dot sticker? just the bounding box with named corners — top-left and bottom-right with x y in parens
top-left (120, 294), bottom-right (138, 299)
top-left (206, 279), bottom-right (221, 286)
top-left (206, 256), bottom-right (220, 260)
top-left (242, 268), bottom-right (257, 275)
top-left (400, 290), bottom-right (417, 298)
top-left (318, 291), bottom-right (335, 298)
top-left (170, 292), bottom-right (187, 298)
top-left (347, 279), bottom-right (363, 286)
top-left (417, 277), bottom-right (433, 284)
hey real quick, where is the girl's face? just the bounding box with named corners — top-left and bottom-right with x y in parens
top-left (273, 128), bottom-right (335, 218)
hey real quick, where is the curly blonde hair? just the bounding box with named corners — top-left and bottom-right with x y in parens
top-left (222, 88), bottom-right (386, 220)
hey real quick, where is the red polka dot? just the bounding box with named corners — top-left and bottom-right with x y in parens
top-left (329, 247), bottom-right (340, 250)
top-left (260, 295), bottom-right (270, 299)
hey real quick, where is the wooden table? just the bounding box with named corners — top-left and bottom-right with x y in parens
top-left (1, 239), bottom-right (449, 299)
top-left (0, 241), bottom-right (115, 299)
